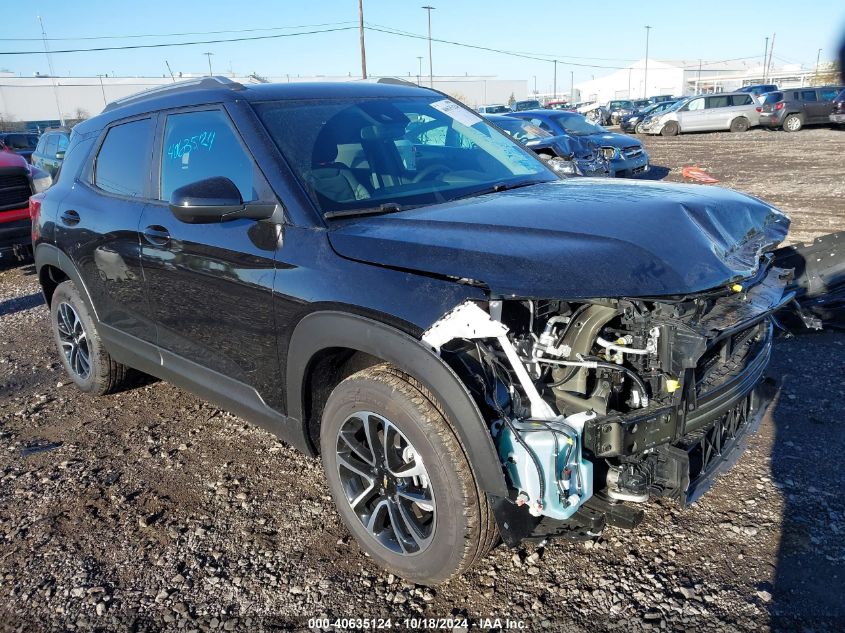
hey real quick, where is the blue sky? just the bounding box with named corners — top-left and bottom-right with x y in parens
top-left (2, 0), bottom-right (844, 90)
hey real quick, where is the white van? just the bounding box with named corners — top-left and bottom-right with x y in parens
top-left (647, 92), bottom-right (760, 135)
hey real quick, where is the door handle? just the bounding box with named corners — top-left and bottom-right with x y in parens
top-left (60, 209), bottom-right (80, 225)
top-left (142, 225), bottom-right (171, 246)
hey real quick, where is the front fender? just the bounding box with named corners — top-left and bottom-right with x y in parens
top-left (286, 310), bottom-right (508, 497)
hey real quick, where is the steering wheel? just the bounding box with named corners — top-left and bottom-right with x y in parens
top-left (412, 164), bottom-right (451, 183)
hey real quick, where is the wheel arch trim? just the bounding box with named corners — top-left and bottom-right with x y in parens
top-left (34, 242), bottom-right (99, 321)
top-left (286, 310), bottom-right (508, 497)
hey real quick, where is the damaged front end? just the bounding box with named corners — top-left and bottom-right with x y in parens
top-left (422, 261), bottom-right (796, 545)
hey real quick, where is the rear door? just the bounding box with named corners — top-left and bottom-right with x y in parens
top-left (138, 105), bottom-right (280, 398)
top-left (56, 116), bottom-right (155, 344)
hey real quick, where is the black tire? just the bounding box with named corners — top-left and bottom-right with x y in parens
top-left (320, 364), bottom-right (496, 585)
top-left (782, 113), bottom-right (803, 132)
top-left (660, 120), bottom-right (680, 136)
top-left (729, 117), bottom-right (750, 133)
top-left (50, 280), bottom-right (131, 395)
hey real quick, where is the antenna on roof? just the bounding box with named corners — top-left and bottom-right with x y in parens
top-left (165, 60), bottom-right (176, 83)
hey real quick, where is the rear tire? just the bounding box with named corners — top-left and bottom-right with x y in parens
top-left (319, 364), bottom-right (496, 585)
top-left (783, 113), bottom-right (803, 132)
top-left (50, 281), bottom-right (131, 395)
top-left (729, 117), bottom-right (750, 133)
top-left (660, 121), bottom-right (680, 136)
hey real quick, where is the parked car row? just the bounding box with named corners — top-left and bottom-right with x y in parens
top-left (0, 148), bottom-right (53, 261)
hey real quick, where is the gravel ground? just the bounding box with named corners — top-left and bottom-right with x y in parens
top-left (1, 127), bottom-right (844, 632)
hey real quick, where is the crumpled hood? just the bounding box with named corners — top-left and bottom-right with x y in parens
top-left (328, 179), bottom-right (790, 298)
top-left (582, 131), bottom-right (641, 150)
top-left (527, 134), bottom-right (596, 160)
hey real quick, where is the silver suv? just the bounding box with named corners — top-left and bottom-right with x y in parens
top-left (645, 92), bottom-right (759, 136)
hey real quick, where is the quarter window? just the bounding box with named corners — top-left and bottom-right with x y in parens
top-left (159, 109), bottom-right (255, 203)
top-left (94, 118), bottom-right (154, 198)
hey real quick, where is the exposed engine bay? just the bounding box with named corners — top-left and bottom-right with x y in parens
top-left (422, 262), bottom-right (797, 538)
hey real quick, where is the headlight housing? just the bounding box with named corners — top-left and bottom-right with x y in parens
top-left (548, 157), bottom-right (577, 175)
top-left (600, 147), bottom-right (619, 161)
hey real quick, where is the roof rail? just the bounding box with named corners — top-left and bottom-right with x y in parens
top-left (103, 76), bottom-right (245, 112)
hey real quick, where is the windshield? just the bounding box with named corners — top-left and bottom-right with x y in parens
top-left (552, 114), bottom-right (604, 136)
top-left (493, 118), bottom-right (552, 142)
top-left (3, 134), bottom-right (38, 150)
top-left (254, 95), bottom-right (555, 216)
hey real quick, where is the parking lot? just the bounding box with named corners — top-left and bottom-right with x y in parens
top-left (1, 125), bottom-right (844, 632)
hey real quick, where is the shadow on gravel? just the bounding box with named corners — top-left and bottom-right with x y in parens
top-left (637, 166), bottom-right (670, 181)
top-left (767, 330), bottom-right (845, 632)
top-left (0, 291), bottom-right (44, 317)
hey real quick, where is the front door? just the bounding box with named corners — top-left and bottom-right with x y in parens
top-left (139, 106), bottom-right (282, 404)
top-left (678, 97), bottom-right (706, 131)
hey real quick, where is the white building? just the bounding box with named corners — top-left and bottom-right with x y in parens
top-left (574, 58), bottom-right (820, 104)
top-left (0, 73), bottom-right (527, 128)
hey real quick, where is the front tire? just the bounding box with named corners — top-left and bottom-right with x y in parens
top-left (660, 121), bottom-right (680, 136)
top-left (50, 281), bottom-right (131, 395)
top-left (320, 365), bottom-right (496, 585)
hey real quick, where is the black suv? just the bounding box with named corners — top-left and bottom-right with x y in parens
top-left (757, 85), bottom-right (844, 131)
top-left (32, 77), bottom-right (814, 584)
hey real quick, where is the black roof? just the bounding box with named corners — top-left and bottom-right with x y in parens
top-left (77, 76), bottom-right (436, 135)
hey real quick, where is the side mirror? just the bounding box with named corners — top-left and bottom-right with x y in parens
top-left (168, 176), bottom-right (275, 224)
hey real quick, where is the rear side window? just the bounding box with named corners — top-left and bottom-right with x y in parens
top-left (800, 90), bottom-right (818, 102)
top-left (730, 94), bottom-right (753, 106)
top-left (159, 109), bottom-right (255, 203)
top-left (762, 92), bottom-right (783, 104)
top-left (94, 118), bottom-right (154, 198)
top-left (705, 96), bottom-right (729, 109)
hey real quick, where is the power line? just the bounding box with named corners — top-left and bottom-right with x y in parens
top-left (0, 25), bottom-right (358, 55)
top-left (0, 21), bottom-right (358, 42)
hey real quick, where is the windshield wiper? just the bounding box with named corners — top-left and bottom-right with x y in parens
top-left (457, 179), bottom-right (548, 201)
top-left (323, 202), bottom-right (403, 220)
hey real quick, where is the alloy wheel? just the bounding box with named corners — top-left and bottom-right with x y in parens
top-left (56, 302), bottom-right (91, 379)
top-left (335, 411), bottom-right (436, 555)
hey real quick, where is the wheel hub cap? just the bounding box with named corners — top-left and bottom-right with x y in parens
top-left (56, 302), bottom-right (91, 380)
top-left (335, 411), bottom-right (436, 555)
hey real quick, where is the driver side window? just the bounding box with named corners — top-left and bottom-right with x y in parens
top-left (687, 98), bottom-right (705, 111)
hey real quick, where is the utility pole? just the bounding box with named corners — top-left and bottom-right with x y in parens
top-left (643, 25), bottom-right (651, 99)
top-left (37, 16), bottom-right (64, 126)
top-left (697, 59), bottom-right (702, 93)
top-left (570, 70), bottom-right (574, 104)
top-left (765, 33), bottom-right (776, 84)
top-left (204, 52), bottom-right (214, 76)
top-left (358, 0), bottom-right (367, 79)
top-left (763, 37), bottom-right (769, 83)
top-left (422, 6), bottom-right (435, 88)
top-left (533, 75), bottom-right (537, 97)
top-left (553, 60), bottom-right (557, 101)
top-left (815, 48), bottom-right (822, 80)
top-left (416, 56), bottom-right (423, 85)
top-left (165, 60), bottom-right (176, 83)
